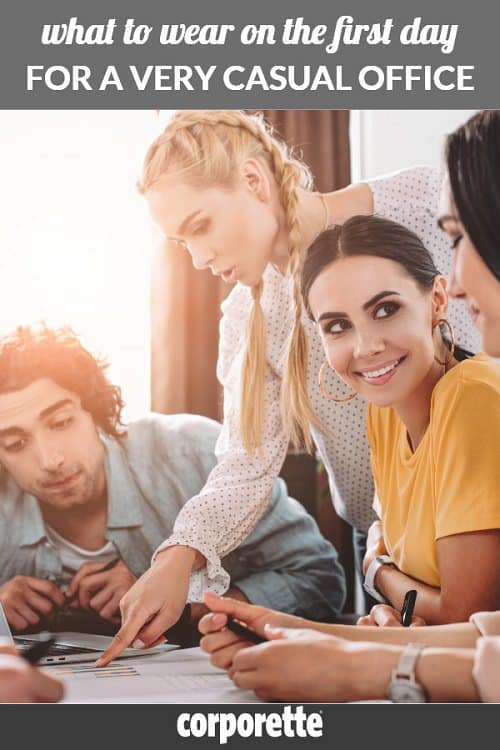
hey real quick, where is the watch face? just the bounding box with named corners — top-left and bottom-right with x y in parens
top-left (389, 681), bottom-right (427, 703)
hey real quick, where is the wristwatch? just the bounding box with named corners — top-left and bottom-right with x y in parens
top-left (388, 643), bottom-right (428, 702)
top-left (363, 554), bottom-right (395, 603)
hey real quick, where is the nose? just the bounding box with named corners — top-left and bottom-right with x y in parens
top-left (37, 440), bottom-right (65, 473)
top-left (353, 328), bottom-right (385, 359)
top-left (188, 242), bottom-right (216, 271)
top-left (448, 254), bottom-right (466, 300)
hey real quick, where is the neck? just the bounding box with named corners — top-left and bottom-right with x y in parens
top-left (270, 189), bottom-right (329, 271)
top-left (40, 473), bottom-right (108, 549)
top-left (394, 358), bottom-right (458, 452)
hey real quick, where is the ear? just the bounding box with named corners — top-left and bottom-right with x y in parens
top-left (431, 275), bottom-right (449, 322)
top-left (241, 158), bottom-right (272, 202)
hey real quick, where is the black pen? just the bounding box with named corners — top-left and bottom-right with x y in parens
top-left (22, 632), bottom-right (55, 665)
top-left (401, 590), bottom-right (418, 627)
top-left (226, 617), bottom-right (266, 645)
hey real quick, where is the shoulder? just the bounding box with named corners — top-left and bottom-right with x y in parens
top-left (432, 354), bottom-right (500, 422)
top-left (122, 413), bottom-right (222, 458)
top-left (367, 165), bottom-right (441, 215)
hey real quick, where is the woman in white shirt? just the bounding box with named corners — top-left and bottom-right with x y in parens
top-left (98, 110), bottom-right (477, 665)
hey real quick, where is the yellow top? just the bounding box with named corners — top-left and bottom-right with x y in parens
top-left (367, 353), bottom-right (500, 588)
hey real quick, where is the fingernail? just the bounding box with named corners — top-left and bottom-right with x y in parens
top-left (213, 614), bottom-right (225, 627)
top-left (264, 623), bottom-right (279, 632)
top-left (132, 639), bottom-right (145, 649)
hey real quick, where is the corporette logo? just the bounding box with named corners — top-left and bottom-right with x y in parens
top-left (177, 705), bottom-right (323, 744)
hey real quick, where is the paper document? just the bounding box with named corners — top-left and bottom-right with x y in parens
top-left (60, 647), bottom-right (262, 703)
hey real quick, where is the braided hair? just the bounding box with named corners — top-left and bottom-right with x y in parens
top-left (140, 111), bottom-right (317, 452)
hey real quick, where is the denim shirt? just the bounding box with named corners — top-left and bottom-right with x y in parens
top-left (0, 413), bottom-right (345, 620)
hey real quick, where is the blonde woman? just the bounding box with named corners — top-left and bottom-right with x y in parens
top-left (99, 111), bottom-right (477, 665)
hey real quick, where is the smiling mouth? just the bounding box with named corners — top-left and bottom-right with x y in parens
top-left (355, 357), bottom-right (406, 384)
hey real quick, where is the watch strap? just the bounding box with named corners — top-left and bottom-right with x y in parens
top-left (392, 642), bottom-right (425, 679)
top-left (388, 642), bottom-right (428, 703)
top-left (363, 554), bottom-right (395, 604)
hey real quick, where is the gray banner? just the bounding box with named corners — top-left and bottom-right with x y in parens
top-left (1, 0), bottom-right (498, 108)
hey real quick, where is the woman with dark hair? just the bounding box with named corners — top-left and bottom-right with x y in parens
top-left (440, 109), bottom-right (500, 356)
top-left (299, 215), bottom-right (500, 626)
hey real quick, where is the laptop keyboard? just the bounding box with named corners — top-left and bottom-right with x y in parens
top-left (15, 638), bottom-right (97, 655)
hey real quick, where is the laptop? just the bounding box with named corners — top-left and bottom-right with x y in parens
top-left (0, 603), bottom-right (177, 665)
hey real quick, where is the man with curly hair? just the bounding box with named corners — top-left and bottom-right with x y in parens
top-left (0, 325), bottom-right (345, 639)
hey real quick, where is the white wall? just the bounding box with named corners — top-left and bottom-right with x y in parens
top-left (350, 110), bottom-right (477, 180)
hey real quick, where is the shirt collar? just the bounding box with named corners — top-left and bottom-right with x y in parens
top-left (102, 434), bottom-right (144, 529)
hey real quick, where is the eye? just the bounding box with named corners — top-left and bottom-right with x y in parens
top-left (373, 301), bottom-right (400, 319)
top-left (4, 438), bottom-right (27, 453)
top-left (191, 220), bottom-right (209, 236)
top-left (51, 416), bottom-right (73, 430)
top-left (324, 319), bottom-right (352, 336)
top-left (450, 233), bottom-right (463, 250)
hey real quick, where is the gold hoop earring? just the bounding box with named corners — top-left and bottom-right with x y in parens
top-left (318, 361), bottom-right (357, 403)
top-left (433, 318), bottom-right (456, 366)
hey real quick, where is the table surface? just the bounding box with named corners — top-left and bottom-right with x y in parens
top-left (54, 646), bottom-right (262, 704)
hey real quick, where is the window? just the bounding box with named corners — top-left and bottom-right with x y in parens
top-left (0, 110), bottom-right (163, 420)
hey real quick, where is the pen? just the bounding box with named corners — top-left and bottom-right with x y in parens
top-left (22, 632), bottom-right (55, 665)
top-left (225, 617), bottom-right (266, 645)
top-left (401, 589), bottom-right (418, 627)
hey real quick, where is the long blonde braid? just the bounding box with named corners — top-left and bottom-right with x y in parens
top-left (140, 110), bottom-right (316, 453)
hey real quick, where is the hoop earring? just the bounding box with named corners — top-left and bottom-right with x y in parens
top-left (318, 361), bottom-right (357, 403)
top-left (433, 318), bottom-right (456, 366)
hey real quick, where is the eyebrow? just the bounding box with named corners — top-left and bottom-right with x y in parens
top-left (39, 399), bottom-right (74, 420)
top-left (317, 291), bottom-right (400, 322)
top-left (176, 209), bottom-right (202, 236)
top-left (0, 399), bottom-right (75, 439)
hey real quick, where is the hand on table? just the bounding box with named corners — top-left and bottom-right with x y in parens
top-left (0, 639), bottom-right (63, 703)
top-left (66, 559), bottom-right (137, 623)
top-left (0, 576), bottom-right (65, 631)
top-left (199, 592), bottom-right (306, 671)
top-left (225, 626), bottom-right (389, 703)
top-left (357, 604), bottom-right (426, 627)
